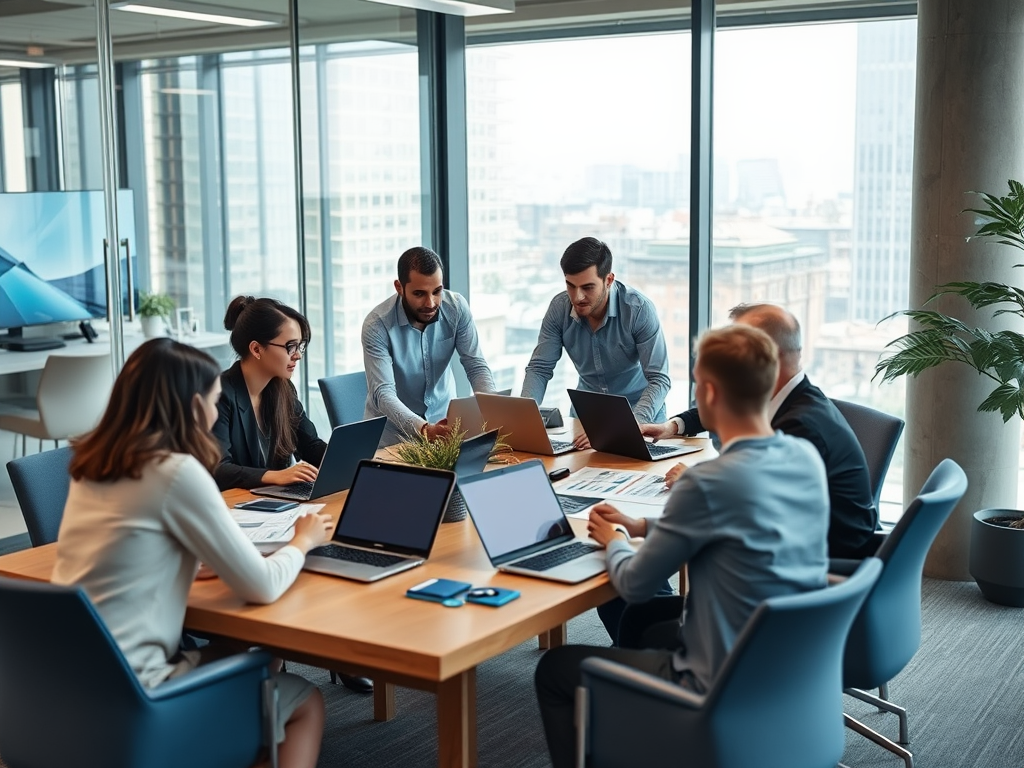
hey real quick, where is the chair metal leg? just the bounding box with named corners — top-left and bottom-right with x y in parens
top-left (574, 685), bottom-right (589, 768)
top-left (844, 713), bottom-right (914, 768)
top-left (845, 686), bottom-right (909, 743)
top-left (879, 683), bottom-right (889, 701)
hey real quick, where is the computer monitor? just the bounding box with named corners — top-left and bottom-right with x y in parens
top-left (0, 190), bottom-right (137, 345)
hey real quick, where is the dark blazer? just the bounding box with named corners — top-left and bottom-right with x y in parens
top-left (212, 362), bottom-right (328, 491)
top-left (676, 376), bottom-right (878, 559)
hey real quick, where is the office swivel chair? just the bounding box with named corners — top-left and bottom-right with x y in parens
top-left (0, 353), bottom-right (112, 457)
top-left (578, 559), bottom-right (882, 768)
top-left (318, 371), bottom-right (368, 428)
top-left (6, 445), bottom-right (73, 546)
top-left (831, 398), bottom-right (905, 510)
top-left (0, 576), bottom-right (276, 768)
top-left (838, 458), bottom-right (967, 768)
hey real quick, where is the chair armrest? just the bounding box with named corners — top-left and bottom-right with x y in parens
top-left (148, 650), bottom-right (272, 702)
top-left (581, 657), bottom-right (705, 710)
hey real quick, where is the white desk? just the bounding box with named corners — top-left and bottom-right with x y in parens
top-left (0, 331), bottom-right (230, 376)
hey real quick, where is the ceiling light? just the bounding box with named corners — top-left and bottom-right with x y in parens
top-left (363, 0), bottom-right (513, 17)
top-left (0, 58), bottom-right (55, 69)
top-left (113, 2), bottom-right (281, 28)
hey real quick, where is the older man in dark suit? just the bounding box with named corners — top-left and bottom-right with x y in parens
top-left (645, 302), bottom-right (878, 559)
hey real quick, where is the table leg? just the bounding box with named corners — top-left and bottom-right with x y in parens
top-left (538, 623), bottom-right (567, 650)
top-left (437, 668), bottom-right (477, 768)
top-left (374, 682), bottom-right (396, 722)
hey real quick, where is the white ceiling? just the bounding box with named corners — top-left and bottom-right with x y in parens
top-left (0, 0), bottom-right (911, 69)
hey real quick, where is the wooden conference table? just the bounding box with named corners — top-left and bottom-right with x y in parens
top-left (0, 432), bottom-right (712, 768)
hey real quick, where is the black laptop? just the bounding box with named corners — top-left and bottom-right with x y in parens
top-left (568, 389), bottom-right (703, 462)
top-left (252, 416), bottom-right (387, 501)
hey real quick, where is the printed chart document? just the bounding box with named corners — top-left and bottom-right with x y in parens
top-left (554, 467), bottom-right (672, 518)
top-left (230, 503), bottom-right (325, 553)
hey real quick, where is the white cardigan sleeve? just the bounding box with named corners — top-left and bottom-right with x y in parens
top-left (161, 456), bottom-right (306, 604)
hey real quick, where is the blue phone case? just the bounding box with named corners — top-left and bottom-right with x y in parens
top-left (405, 578), bottom-right (472, 603)
top-left (464, 588), bottom-right (520, 607)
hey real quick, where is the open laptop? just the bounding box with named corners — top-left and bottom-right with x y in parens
top-left (303, 460), bottom-right (455, 582)
top-left (475, 393), bottom-right (577, 456)
top-left (568, 389), bottom-right (703, 462)
top-left (453, 429), bottom-right (499, 478)
top-left (446, 390), bottom-right (511, 436)
top-left (458, 460), bottom-right (606, 583)
top-left (252, 416), bottom-right (387, 501)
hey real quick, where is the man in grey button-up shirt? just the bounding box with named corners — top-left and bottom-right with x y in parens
top-left (362, 247), bottom-right (495, 447)
top-left (521, 237), bottom-right (670, 445)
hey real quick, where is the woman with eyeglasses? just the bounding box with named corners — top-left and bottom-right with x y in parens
top-left (213, 296), bottom-right (327, 492)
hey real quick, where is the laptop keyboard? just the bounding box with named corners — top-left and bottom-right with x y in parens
top-left (514, 541), bottom-right (601, 572)
top-left (271, 481), bottom-right (314, 500)
top-left (308, 544), bottom-right (406, 567)
top-left (557, 494), bottom-right (605, 515)
top-left (647, 443), bottom-right (682, 457)
top-left (550, 439), bottom-right (575, 452)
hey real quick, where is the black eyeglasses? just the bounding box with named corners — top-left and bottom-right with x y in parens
top-left (266, 340), bottom-right (308, 356)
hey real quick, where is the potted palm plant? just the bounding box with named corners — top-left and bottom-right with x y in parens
top-left (387, 419), bottom-right (514, 523)
top-left (875, 179), bottom-right (1024, 605)
top-left (138, 292), bottom-right (176, 338)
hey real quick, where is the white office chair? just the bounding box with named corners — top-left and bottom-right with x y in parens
top-left (0, 354), bottom-right (113, 457)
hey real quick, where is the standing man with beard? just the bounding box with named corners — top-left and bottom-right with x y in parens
top-left (362, 246), bottom-right (496, 447)
top-left (522, 237), bottom-right (671, 448)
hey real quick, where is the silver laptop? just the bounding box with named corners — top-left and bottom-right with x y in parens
top-left (303, 460), bottom-right (455, 582)
top-left (446, 390), bottom-right (511, 436)
top-left (475, 393), bottom-right (577, 456)
top-left (568, 389), bottom-right (703, 462)
top-left (458, 460), bottom-right (606, 584)
top-left (252, 417), bottom-right (387, 501)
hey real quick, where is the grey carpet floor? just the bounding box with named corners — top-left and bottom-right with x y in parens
top-left (301, 577), bottom-right (1024, 768)
top-left (0, 576), bottom-right (1020, 767)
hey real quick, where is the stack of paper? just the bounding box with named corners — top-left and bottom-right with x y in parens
top-left (230, 503), bottom-right (325, 553)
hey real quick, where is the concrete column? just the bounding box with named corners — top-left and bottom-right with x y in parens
top-left (908, 0), bottom-right (1024, 579)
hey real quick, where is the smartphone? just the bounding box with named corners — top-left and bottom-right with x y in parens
top-left (234, 499), bottom-right (300, 513)
top-left (406, 578), bottom-right (473, 606)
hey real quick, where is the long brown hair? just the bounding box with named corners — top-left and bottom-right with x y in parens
top-left (224, 296), bottom-right (311, 466)
top-left (71, 338), bottom-right (222, 482)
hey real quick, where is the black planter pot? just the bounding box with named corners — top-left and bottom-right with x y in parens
top-left (969, 508), bottom-right (1024, 607)
top-left (442, 487), bottom-right (468, 524)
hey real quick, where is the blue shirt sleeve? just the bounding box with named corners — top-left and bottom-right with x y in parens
top-left (520, 295), bottom-right (565, 403)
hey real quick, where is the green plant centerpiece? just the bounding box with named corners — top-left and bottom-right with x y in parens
top-left (387, 419), bottom-right (514, 523)
top-left (874, 179), bottom-right (1024, 605)
top-left (138, 292), bottom-right (176, 338)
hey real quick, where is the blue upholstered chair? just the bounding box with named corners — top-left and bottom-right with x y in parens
top-left (577, 558), bottom-right (883, 768)
top-left (831, 398), bottom-right (905, 510)
top-left (841, 458), bottom-right (967, 768)
top-left (6, 445), bottom-right (73, 547)
top-left (0, 577), bottom-right (275, 768)
top-left (318, 371), bottom-right (368, 428)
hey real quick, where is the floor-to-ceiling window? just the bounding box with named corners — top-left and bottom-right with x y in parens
top-left (466, 33), bottom-right (692, 414)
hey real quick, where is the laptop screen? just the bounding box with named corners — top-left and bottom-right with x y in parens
top-left (458, 461), bottom-right (572, 560)
top-left (334, 462), bottom-right (454, 554)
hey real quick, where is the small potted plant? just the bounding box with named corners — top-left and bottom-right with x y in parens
top-left (387, 419), bottom-right (514, 523)
top-left (138, 292), bottom-right (176, 338)
top-left (875, 180), bottom-right (1024, 605)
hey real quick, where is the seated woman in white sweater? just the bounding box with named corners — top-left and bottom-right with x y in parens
top-left (53, 337), bottom-right (332, 768)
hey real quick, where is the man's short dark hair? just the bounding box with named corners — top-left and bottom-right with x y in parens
top-left (397, 246), bottom-right (442, 285)
top-left (560, 237), bottom-right (613, 278)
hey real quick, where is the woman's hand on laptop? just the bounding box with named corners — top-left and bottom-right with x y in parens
top-left (262, 461), bottom-right (319, 486)
top-left (288, 512), bottom-right (333, 554)
top-left (572, 429), bottom-right (591, 450)
top-left (588, 503), bottom-right (645, 546)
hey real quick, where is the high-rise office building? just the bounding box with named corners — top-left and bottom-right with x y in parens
top-left (850, 19), bottom-right (916, 323)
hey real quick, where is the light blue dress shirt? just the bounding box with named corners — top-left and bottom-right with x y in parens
top-left (362, 289), bottom-right (495, 447)
top-left (520, 281), bottom-right (671, 424)
top-left (604, 432), bottom-right (829, 692)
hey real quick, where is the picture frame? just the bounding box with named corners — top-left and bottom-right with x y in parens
top-left (175, 307), bottom-right (195, 337)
